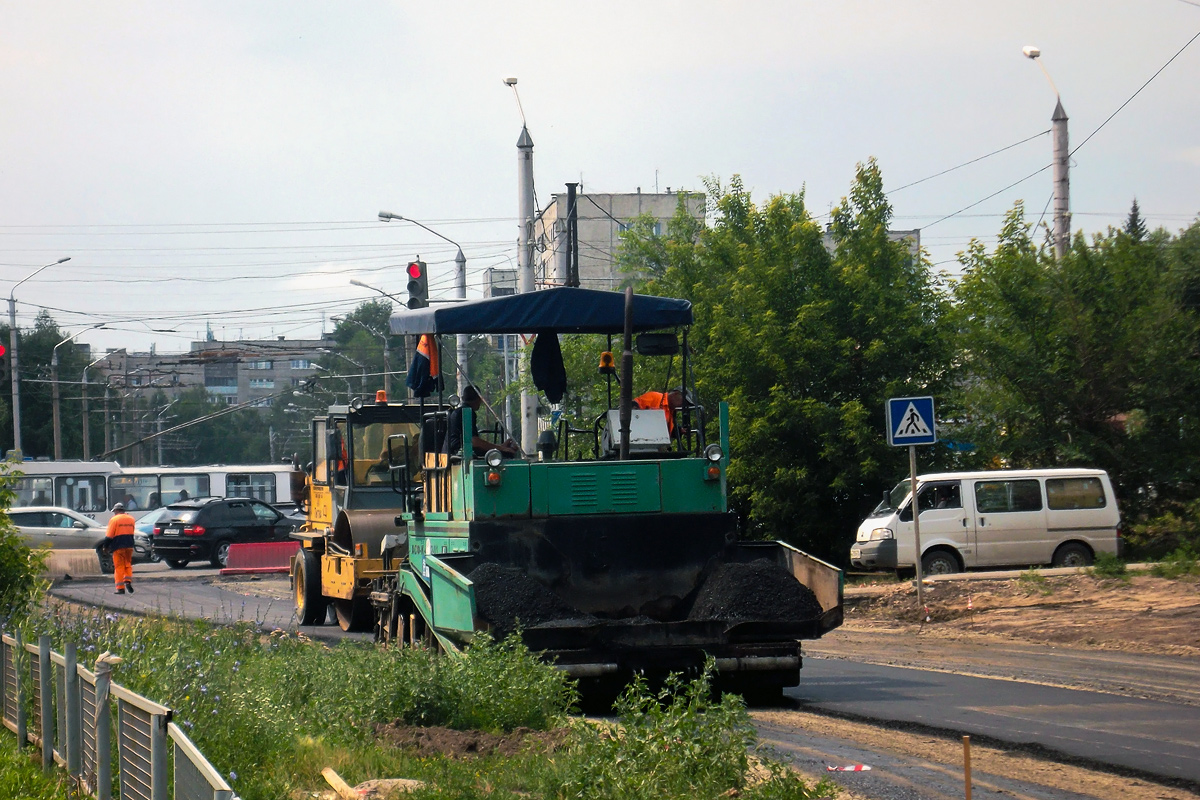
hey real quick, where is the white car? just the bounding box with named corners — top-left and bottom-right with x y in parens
top-left (8, 505), bottom-right (113, 572)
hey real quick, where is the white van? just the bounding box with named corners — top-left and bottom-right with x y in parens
top-left (850, 469), bottom-right (1121, 575)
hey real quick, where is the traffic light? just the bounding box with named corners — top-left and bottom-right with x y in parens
top-left (406, 260), bottom-right (429, 309)
top-left (0, 342), bottom-right (8, 384)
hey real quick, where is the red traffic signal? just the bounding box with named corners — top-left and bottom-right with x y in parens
top-left (0, 343), bottom-right (6, 358)
top-left (406, 259), bottom-right (429, 309)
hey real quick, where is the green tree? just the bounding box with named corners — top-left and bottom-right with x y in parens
top-left (953, 207), bottom-right (1200, 518)
top-left (618, 165), bottom-right (956, 560)
top-left (0, 310), bottom-right (95, 459)
top-left (1124, 198), bottom-right (1148, 242)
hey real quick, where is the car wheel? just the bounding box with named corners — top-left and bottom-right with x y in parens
top-left (148, 549), bottom-right (161, 564)
top-left (295, 549), bottom-right (328, 626)
top-left (211, 540), bottom-right (232, 569)
top-left (97, 548), bottom-right (114, 574)
top-left (1052, 542), bottom-right (1093, 568)
top-left (165, 559), bottom-right (190, 569)
top-left (921, 549), bottom-right (960, 576)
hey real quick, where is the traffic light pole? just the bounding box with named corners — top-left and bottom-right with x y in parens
top-left (8, 296), bottom-right (20, 454)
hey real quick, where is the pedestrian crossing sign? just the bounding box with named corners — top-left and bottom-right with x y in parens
top-left (887, 396), bottom-right (936, 446)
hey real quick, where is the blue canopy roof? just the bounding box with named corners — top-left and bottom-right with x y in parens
top-left (389, 287), bottom-right (692, 336)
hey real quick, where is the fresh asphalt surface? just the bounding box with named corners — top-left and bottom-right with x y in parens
top-left (49, 566), bottom-right (1200, 786)
top-left (789, 656), bottom-right (1200, 787)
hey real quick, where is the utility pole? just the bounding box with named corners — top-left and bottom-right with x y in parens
top-left (517, 125), bottom-right (537, 452)
top-left (1052, 99), bottom-right (1070, 261)
top-left (1024, 46), bottom-right (1070, 260)
top-left (454, 247), bottom-right (468, 392)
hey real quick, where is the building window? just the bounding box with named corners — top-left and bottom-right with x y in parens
top-left (250, 397), bottom-right (273, 408)
top-left (206, 377), bottom-right (236, 387)
top-left (249, 378), bottom-right (275, 389)
top-left (247, 360), bottom-right (273, 370)
top-left (290, 359), bottom-right (312, 369)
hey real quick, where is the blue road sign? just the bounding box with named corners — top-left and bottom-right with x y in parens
top-left (887, 396), bottom-right (937, 447)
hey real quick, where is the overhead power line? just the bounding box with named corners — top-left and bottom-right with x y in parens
top-left (889, 129), bottom-right (1050, 194)
top-left (1071, 26), bottom-right (1200, 156)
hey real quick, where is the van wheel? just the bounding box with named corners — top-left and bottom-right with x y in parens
top-left (1052, 542), bottom-right (1093, 568)
top-left (165, 559), bottom-right (190, 569)
top-left (922, 549), bottom-right (960, 576)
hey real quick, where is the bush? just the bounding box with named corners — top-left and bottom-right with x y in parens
top-left (1089, 551), bottom-right (1128, 581)
top-left (1124, 498), bottom-right (1200, 560)
top-left (0, 461), bottom-right (45, 627)
top-left (1150, 545), bottom-right (1200, 579)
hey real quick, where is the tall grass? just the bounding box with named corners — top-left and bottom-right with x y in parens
top-left (0, 735), bottom-right (69, 800)
top-left (18, 605), bottom-right (830, 800)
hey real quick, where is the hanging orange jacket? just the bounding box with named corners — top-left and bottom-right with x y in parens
top-left (634, 391), bottom-right (676, 434)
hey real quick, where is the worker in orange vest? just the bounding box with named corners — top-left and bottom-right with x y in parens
top-left (105, 502), bottom-right (136, 595)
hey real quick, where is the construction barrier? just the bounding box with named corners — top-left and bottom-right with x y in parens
top-left (218, 540), bottom-right (299, 576)
top-left (42, 549), bottom-right (104, 580)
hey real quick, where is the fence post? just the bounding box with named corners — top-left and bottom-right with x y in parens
top-left (15, 631), bottom-right (26, 751)
top-left (95, 658), bottom-right (113, 800)
top-left (65, 642), bottom-right (81, 778)
top-left (39, 635), bottom-right (52, 772)
top-left (151, 713), bottom-right (168, 800)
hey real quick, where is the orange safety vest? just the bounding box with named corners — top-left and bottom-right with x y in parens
top-left (105, 513), bottom-right (136, 551)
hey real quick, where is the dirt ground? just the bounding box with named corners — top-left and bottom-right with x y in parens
top-left (840, 572), bottom-right (1200, 655)
top-left (373, 721), bottom-right (568, 758)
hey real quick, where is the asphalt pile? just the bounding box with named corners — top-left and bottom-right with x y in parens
top-left (469, 564), bottom-right (588, 639)
top-left (688, 559), bottom-right (823, 622)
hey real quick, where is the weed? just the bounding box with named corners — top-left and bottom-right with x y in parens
top-left (1017, 568), bottom-right (1053, 596)
top-left (1089, 552), bottom-right (1129, 582)
top-left (0, 735), bottom-right (70, 800)
top-left (548, 663), bottom-right (828, 799)
top-left (1150, 545), bottom-right (1200, 579)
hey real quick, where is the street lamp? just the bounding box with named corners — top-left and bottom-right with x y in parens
top-left (8, 256), bottom-right (70, 454)
top-left (377, 211), bottom-right (469, 388)
top-left (332, 315), bottom-right (391, 397)
top-left (1024, 45), bottom-right (1070, 261)
top-left (81, 349), bottom-right (123, 461)
top-left (318, 350), bottom-right (366, 403)
top-left (52, 323), bottom-right (104, 460)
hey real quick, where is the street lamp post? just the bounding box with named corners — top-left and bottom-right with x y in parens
top-left (378, 211), bottom-right (469, 389)
top-left (8, 257), bottom-right (70, 454)
top-left (52, 324), bottom-right (104, 460)
top-left (332, 316), bottom-right (391, 397)
top-left (317, 350), bottom-right (366, 403)
top-left (1024, 45), bottom-right (1070, 260)
top-left (81, 349), bottom-right (123, 461)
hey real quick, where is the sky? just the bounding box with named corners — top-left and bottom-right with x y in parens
top-left (1, 1), bottom-right (1198, 356)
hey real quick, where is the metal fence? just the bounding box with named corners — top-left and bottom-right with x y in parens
top-left (1, 631), bottom-right (234, 800)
